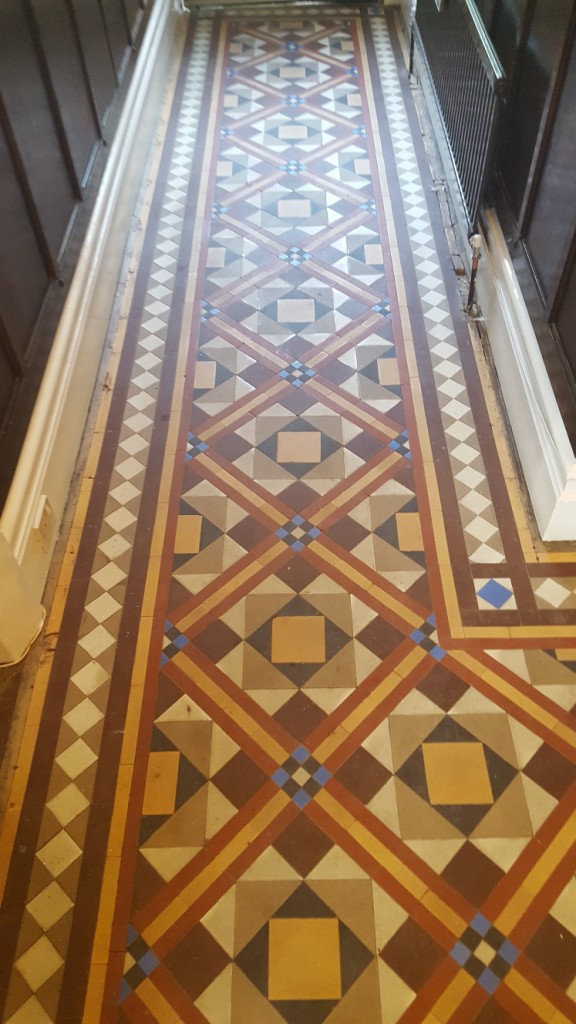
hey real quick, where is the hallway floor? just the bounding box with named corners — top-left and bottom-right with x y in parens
top-left (2, 5), bottom-right (576, 1022)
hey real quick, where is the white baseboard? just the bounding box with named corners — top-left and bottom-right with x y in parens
top-left (0, 0), bottom-right (182, 651)
top-left (477, 209), bottom-right (576, 541)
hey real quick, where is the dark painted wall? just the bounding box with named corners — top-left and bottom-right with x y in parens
top-left (479, 0), bottom-right (576, 387)
top-left (0, 0), bottom-right (148, 509)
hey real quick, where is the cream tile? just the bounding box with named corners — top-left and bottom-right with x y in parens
top-left (36, 831), bottom-right (82, 877)
top-left (15, 936), bottom-right (63, 992)
top-left (26, 882), bottom-right (73, 932)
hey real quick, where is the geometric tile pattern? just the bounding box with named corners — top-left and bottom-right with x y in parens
top-left (1, 8), bottom-right (576, 1024)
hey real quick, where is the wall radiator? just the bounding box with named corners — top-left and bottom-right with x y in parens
top-left (413, 0), bottom-right (506, 232)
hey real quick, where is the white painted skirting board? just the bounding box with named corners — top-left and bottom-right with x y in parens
top-left (0, 0), bottom-right (183, 664)
top-left (477, 209), bottom-right (576, 541)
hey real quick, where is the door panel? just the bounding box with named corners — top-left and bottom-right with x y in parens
top-left (0, 125), bottom-right (50, 361)
top-left (29, 0), bottom-right (100, 188)
top-left (99, 0), bottom-right (131, 77)
top-left (0, 0), bottom-right (78, 264)
top-left (69, 0), bottom-right (118, 127)
top-left (526, 40), bottom-right (576, 302)
top-left (554, 250), bottom-right (576, 381)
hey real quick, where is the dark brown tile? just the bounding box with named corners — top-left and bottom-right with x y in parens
top-left (228, 517), bottom-right (272, 550)
top-left (318, 362), bottom-right (354, 386)
top-left (241, 363), bottom-right (276, 387)
top-left (441, 842), bottom-right (504, 906)
top-left (279, 388), bottom-right (318, 414)
top-left (472, 1001), bottom-right (519, 1024)
top-left (345, 432), bottom-right (383, 461)
top-left (212, 751), bottom-right (269, 808)
top-left (164, 923), bottom-right (230, 999)
top-left (273, 814), bottom-right (333, 876)
top-left (326, 516), bottom-right (370, 551)
top-left (522, 745), bottom-right (576, 800)
top-left (280, 480), bottom-right (320, 513)
top-left (192, 621), bottom-right (241, 662)
top-left (335, 748), bottom-right (391, 804)
top-left (275, 557), bottom-right (320, 592)
top-left (417, 664), bottom-right (469, 712)
top-left (211, 433), bottom-right (253, 462)
top-left (355, 617), bottom-right (406, 659)
top-left (525, 914), bottom-right (576, 989)
top-left (379, 917), bottom-right (446, 990)
top-left (273, 692), bottom-right (327, 740)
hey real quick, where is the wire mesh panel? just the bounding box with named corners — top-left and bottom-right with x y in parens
top-left (413, 0), bottom-right (506, 230)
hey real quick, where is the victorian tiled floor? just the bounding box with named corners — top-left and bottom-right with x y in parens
top-left (2, 4), bottom-right (576, 1023)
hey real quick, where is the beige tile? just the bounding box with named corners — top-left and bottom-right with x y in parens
top-left (279, 65), bottom-right (307, 79)
top-left (377, 358), bottom-right (400, 386)
top-left (278, 124), bottom-right (308, 140)
top-left (277, 199), bottom-right (311, 217)
top-left (46, 784), bottom-right (89, 828)
top-left (194, 362), bottom-right (217, 389)
top-left (15, 936), bottom-right (63, 992)
top-left (277, 430), bottom-right (322, 463)
top-left (26, 882), bottom-right (73, 932)
top-left (36, 831), bottom-right (82, 877)
top-left (276, 297), bottom-right (315, 322)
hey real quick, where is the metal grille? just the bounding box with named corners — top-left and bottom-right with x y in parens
top-left (413, 0), bottom-right (506, 231)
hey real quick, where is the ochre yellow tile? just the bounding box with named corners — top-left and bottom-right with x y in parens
top-left (82, 963), bottom-right (108, 1024)
top-left (91, 855), bottom-right (121, 964)
top-left (505, 970), bottom-right (559, 1022)
top-left (268, 919), bottom-right (341, 1000)
top-left (137, 978), bottom-right (182, 1023)
top-left (423, 743), bottom-right (493, 805)
top-left (523, 817), bottom-right (576, 896)
top-left (495, 885), bottom-right (532, 934)
top-left (144, 793), bottom-right (287, 945)
top-left (420, 891), bottom-right (466, 937)
top-left (377, 358), bottom-right (400, 386)
top-left (339, 671), bottom-right (403, 735)
top-left (271, 615), bottom-right (325, 663)
top-left (556, 649), bottom-right (576, 661)
top-left (174, 515), bottom-right (202, 554)
top-left (348, 820), bottom-right (428, 900)
top-left (142, 752), bottom-right (180, 816)
top-left (396, 512), bottom-right (423, 551)
top-left (430, 971), bottom-right (475, 1022)
top-left (194, 361), bottom-right (217, 389)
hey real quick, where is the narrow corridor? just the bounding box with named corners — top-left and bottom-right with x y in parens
top-left (1, 4), bottom-right (576, 1022)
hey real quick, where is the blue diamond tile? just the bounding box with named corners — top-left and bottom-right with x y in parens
top-left (293, 746), bottom-right (310, 764)
top-left (273, 767), bottom-right (290, 787)
top-left (499, 940), bottom-right (520, 966)
top-left (471, 914), bottom-right (491, 936)
top-left (450, 942), bottom-right (470, 967)
top-left (477, 579), bottom-right (513, 609)
top-left (478, 968), bottom-right (500, 994)
top-left (293, 789), bottom-right (312, 809)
